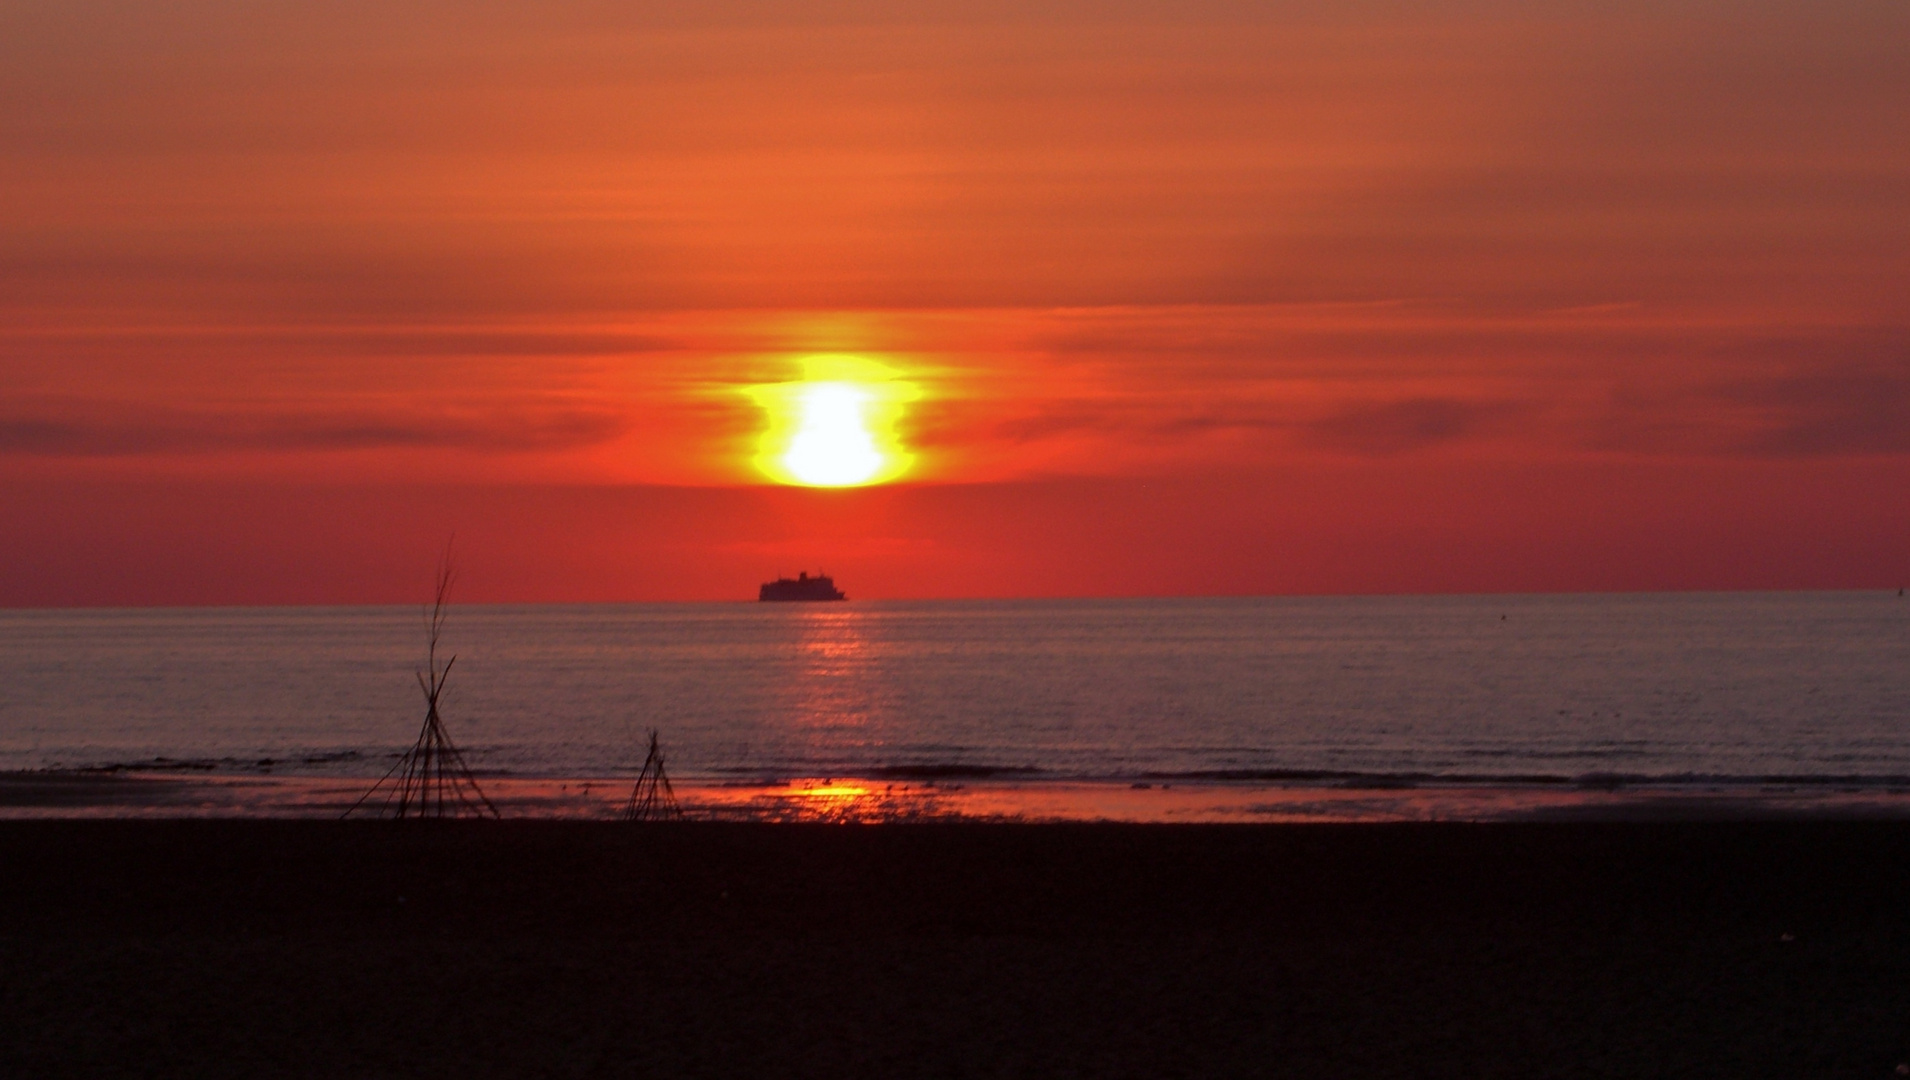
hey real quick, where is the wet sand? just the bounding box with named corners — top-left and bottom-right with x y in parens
top-left (4, 820), bottom-right (1910, 1078)
top-left (9, 769), bottom-right (1910, 823)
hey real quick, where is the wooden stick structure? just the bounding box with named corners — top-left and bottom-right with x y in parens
top-left (624, 730), bottom-right (683, 821)
top-left (343, 553), bottom-right (499, 820)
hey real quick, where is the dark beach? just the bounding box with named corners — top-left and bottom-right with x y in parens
top-left (4, 821), bottom-right (1909, 1079)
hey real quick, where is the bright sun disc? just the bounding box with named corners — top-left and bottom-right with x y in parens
top-left (784, 382), bottom-right (883, 485)
top-left (748, 357), bottom-right (917, 487)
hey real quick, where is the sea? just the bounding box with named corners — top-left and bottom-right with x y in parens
top-left (2, 592), bottom-right (1907, 821)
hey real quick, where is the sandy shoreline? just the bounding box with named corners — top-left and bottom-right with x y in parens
top-left (5, 819), bottom-right (1910, 1076)
top-left (7, 768), bottom-right (1910, 823)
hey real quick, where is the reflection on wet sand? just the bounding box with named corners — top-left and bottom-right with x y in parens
top-left (10, 771), bottom-right (1910, 823)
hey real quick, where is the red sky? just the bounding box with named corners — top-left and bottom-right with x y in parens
top-left (3, 0), bottom-right (1906, 603)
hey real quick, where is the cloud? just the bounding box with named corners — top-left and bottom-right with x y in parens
top-left (1719, 361), bottom-right (1910, 457)
top-left (1300, 397), bottom-right (1525, 456)
top-left (962, 392), bottom-right (1529, 462)
top-left (0, 402), bottom-right (625, 457)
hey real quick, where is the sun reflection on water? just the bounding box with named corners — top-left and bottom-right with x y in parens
top-left (795, 610), bottom-right (868, 677)
top-left (784, 609), bottom-right (884, 745)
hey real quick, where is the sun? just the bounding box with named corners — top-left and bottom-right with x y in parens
top-left (748, 356), bottom-right (918, 487)
top-left (782, 382), bottom-right (885, 485)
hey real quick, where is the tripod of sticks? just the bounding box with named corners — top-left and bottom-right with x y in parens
top-left (343, 558), bottom-right (499, 820)
top-left (624, 729), bottom-right (682, 821)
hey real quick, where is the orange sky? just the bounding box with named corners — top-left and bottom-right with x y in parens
top-left (2, 0), bottom-right (1906, 603)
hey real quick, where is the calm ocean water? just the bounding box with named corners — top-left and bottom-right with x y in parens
top-left (2, 593), bottom-right (1906, 792)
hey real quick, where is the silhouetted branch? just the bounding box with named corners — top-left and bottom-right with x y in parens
top-left (625, 730), bottom-right (683, 821)
top-left (343, 542), bottom-right (499, 820)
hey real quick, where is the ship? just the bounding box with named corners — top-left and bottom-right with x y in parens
top-left (758, 571), bottom-right (847, 602)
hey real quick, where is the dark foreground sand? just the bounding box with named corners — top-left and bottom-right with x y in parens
top-left (4, 822), bottom-right (1909, 1079)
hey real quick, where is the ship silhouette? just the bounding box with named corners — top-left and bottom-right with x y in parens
top-left (759, 571), bottom-right (847, 602)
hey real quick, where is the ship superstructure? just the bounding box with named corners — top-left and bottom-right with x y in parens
top-left (758, 571), bottom-right (847, 602)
